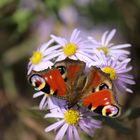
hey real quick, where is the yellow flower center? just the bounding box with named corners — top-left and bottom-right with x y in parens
top-left (97, 46), bottom-right (108, 56)
top-left (63, 43), bottom-right (77, 56)
top-left (64, 109), bottom-right (80, 125)
top-left (102, 67), bottom-right (116, 80)
top-left (30, 51), bottom-right (43, 65)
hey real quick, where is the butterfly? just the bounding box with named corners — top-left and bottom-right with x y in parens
top-left (28, 58), bottom-right (120, 117)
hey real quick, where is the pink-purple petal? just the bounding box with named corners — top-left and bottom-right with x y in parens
top-left (45, 120), bottom-right (65, 132)
top-left (67, 125), bottom-right (73, 140)
top-left (101, 31), bottom-right (108, 45)
top-left (33, 91), bottom-right (44, 98)
top-left (39, 95), bottom-right (47, 110)
top-left (55, 123), bottom-right (69, 140)
top-left (73, 126), bottom-right (81, 140)
top-left (105, 29), bottom-right (116, 46)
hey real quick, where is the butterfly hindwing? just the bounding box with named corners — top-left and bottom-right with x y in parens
top-left (81, 67), bottom-right (120, 117)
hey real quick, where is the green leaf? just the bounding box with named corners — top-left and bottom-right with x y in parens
top-left (12, 8), bottom-right (33, 32)
top-left (0, 0), bottom-right (12, 8)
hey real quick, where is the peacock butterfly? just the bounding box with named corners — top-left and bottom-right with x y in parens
top-left (28, 58), bottom-right (120, 117)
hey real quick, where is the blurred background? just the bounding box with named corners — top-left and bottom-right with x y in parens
top-left (0, 0), bottom-right (140, 140)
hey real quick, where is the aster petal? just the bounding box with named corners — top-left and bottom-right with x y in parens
top-left (33, 91), bottom-right (44, 98)
top-left (55, 123), bottom-right (69, 140)
top-left (42, 100), bottom-right (48, 109)
top-left (125, 88), bottom-right (133, 93)
top-left (40, 39), bottom-right (54, 52)
top-left (51, 35), bottom-right (67, 46)
top-left (43, 50), bottom-right (63, 60)
top-left (28, 61), bottom-right (32, 67)
top-left (47, 97), bottom-right (60, 111)
top-left (70, 29), bottom-right (80, 42)
top-left (43, 45), bottom-right (62, 55)
top-left (27, 65), bottom-right (33, 75)
top-left (33, 61), bottom-right (53, 71)
top-left (101, 31), bottom-right (108, 45)
top-left (45, 120), bottom-right (65, 132)
top-left (117, 66), bottom-right (132, 73)
top-left (105, 29), bottom-right (116, 46)
top-left (44, 112), bottom-right (64, 118)
top-left (82, 118), bottom-right (101, 127)
top-left (73, 37), bottom-right (82, 45)
top-left (79, 122), bottom-right (93, 136)
top-left (109, 50), bottom-right (130, 55)
top-left (67, 126), bottom-right (73, 140)
top-left (121, 58), bottom-right (131, 64)
top-left (76, 52), bottom-right (94, 63)
top-left (113, 82), bottom-right (124, 95)
top-left (118, 77), bottom-right (135, 84)
top-left (79, 48), bottom-right (94, 53)
top-left (69, 55), bottom-right (78, 60)
top-left (39, 95), bottom-right (47, 110)
top-left (111, 44), bottom-right (131, 49)
top-left (77, 50), bottom-right (94, 59)
top-left (88, 36), bottom-right (99, 45)
top-left (73, 126), bottom-right (81, 140)
top-left (55, 54), bottom-right (66, 62)
top-left (119, 74), bottom-right (134, 79)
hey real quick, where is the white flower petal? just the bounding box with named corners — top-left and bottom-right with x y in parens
top-left (55, 123), bottom-right (69, 140)
top-left (33, 91), bottom-right (44, 98)
top-left (55, 54), bottom-right (66, 62)
top-left (44, 113), bottom-right (64, 118)
top-left (33, 61), bottom-right (53, 71)
top-left (111, 44), bottom-right (131, 49)
top-left (101, 31), bottom-right (108, 45)
top-left (45, 120), bottom-right (65, 132)
top-left (70, 29), bottom-right (80, 42)
top-left (67, 126), bottom-right (73, 140)
top-left (105, 29), bottom-right (116, 46)
top-left (41, 39), bottom-right (54, 52)
top-left (51, 35), bottom-right (67, 46)
top-left (43, 45), bottom-right (62, 55)
top-left (27, 65), bottom-right (33, 75)
top-left (110, 50), bottom-right (130, 55)
top-left (88, 36), bottom-right (99, 45)
top-left (73, 126), bottom-right (81, 140)
top-left (43, 51), bottom-right (63, 60)
top-left (118, 77), bottom-right (135, 85)
top-left (39, 95), bottom-right (47, 110)
top-left (69, 55), bottom-right (78, 60)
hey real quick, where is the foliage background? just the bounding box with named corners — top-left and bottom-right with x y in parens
top-left (0, 0), bottom-right (140, 140)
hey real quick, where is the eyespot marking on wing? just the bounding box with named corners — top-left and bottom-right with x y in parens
top-left (29, 74), bottom-right (46, 91)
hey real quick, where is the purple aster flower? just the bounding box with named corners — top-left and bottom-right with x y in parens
top-left (50, 29), bottom-right (95, 64)
top-left (44, 105), bottom-right (101, 140)
top-left (92, 51), bottom-right (135, 94)
top-left (33, 91), bottom-right (66, 111)
top-left (27, 38), bottom-right (65, 75)
top-left (88, 29), bottom-right (131, 60)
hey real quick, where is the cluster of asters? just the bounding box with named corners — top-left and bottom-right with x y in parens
top-left (27, 29), bottom-right (135, 140)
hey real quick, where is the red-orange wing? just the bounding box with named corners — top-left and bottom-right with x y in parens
top-left (81, 67), bottom-right (120, 117)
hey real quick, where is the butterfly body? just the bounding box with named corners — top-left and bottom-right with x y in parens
top-left (28, 58), bottom-right (120, 117)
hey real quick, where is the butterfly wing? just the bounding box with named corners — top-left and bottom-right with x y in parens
top-left (28, 68), bottom-right (67, 97)
top-left (28, 58), bottom-right (86, 102)
top-left (54, 58), bottom-right (86, 104)
top-left (81, 67), bottom-right (120, 117)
